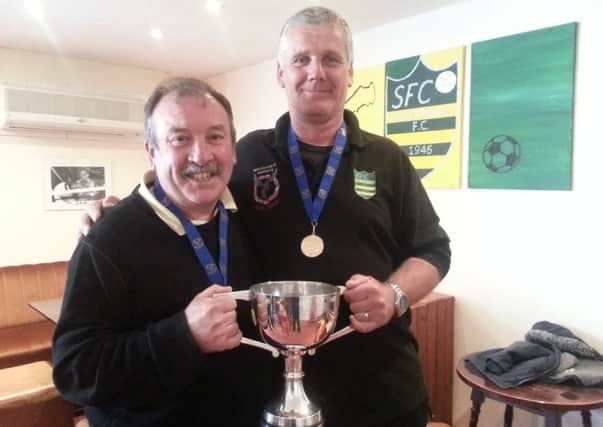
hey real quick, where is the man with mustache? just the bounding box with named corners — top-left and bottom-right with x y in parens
top-left (79, 7), bottom-right (451, 426)
top-left (53, 77), bottom-right (279, 426)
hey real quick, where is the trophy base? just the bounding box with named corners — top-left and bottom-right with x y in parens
top-left (260, 404), bottom-right (324, 427)
top-left (261, 406), bottom-right (322, 427)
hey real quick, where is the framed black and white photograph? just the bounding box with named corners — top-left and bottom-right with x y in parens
top-left (45, 160), bottom-right (111, 210)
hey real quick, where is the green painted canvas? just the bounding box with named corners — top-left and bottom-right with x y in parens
top-left (468, 22), bottom-right (577, 190)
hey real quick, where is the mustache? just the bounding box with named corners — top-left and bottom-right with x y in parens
top-left (182, 162), bottom-right (220, 177)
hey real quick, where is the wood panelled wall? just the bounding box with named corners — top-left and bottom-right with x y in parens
top-left (410, 292), bottom-right (455, 425)
top-left (0, 262), bottom-right (68, 328)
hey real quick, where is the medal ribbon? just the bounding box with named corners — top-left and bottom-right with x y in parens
top-left (153, 181), bottom-right (228, 285)
top-left (287, 122), bottom-right (347, 226)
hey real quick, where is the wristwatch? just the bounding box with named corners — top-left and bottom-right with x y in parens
top-left (387, 281), bottom-right (409, 317)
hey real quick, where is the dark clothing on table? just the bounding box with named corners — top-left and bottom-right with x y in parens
top-left (467, 321), bottom-right (603, 389)
top-left (230, 110), bottom-right (451, 427)
top-left (467, 341), bottom-right (561, 389)
top-left (52, 185), bottom-right (280, 427)
top-left (526, 321), bottom-right (603, 360)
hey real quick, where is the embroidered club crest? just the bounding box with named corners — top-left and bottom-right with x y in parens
top-left (353, 169), bottom-right (376, 199)
top-left (253, 163), bottom-right (280, 205)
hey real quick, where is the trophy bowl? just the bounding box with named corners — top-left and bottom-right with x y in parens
top-left (225, 281), bottom-right (353, 427)
top-left (250, 281), bottom-right (341, 351)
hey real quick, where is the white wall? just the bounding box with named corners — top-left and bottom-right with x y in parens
top-left (209, 59), bottom-right (287, 138)
top-left (209, 1), bottom-right (603, 425)
top-left (0, 48), bottom-right (167, 266)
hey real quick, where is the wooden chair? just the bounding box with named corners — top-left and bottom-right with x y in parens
top-left (0, 361), bottom-right (73, 427)
top-left (0, 261), bottom-right (67, 369)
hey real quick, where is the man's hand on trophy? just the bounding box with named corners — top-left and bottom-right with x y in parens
top-left (78, 195), bottom-right (121, 241)
top-left (344, 274), bottom-right (396, 333)
top-left (185, 285), bottom-right (242, 353)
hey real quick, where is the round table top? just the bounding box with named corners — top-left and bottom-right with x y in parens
top-left (457, 354), bottom-right (603, 411)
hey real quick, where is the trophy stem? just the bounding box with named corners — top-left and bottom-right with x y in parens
top-left (262, 349), bottom-right (322, 427)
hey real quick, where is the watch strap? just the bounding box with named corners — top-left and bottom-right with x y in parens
top-left (386, 281), bottom-right (409, 317)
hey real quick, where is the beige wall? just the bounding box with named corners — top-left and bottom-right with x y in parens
top-left (209, 1), bottom-right (603, 426)
top-left (208, 59), bottom-right (287, 138)
top-left (0, 48), bottom-right (167, 266)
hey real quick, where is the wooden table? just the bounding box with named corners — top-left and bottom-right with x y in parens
top-left (457, 354), bottom-right (603, 427)
top-left (28, 298), bottom-right (63, 324)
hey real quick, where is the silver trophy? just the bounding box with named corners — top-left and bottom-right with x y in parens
top-left (226, 281), bottom-right (353, 427)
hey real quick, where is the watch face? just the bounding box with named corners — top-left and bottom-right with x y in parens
top-left (395, 293), bottom-right (403, 307)
top-left (388, 282), bottom-right (408, 315)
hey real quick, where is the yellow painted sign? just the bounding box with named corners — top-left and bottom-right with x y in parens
top-left (385, 47), bottom-right (465, 188)
top-left (345, 64), bottom-right (385, 136)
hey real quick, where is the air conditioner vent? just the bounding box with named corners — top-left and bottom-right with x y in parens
top-left (1, 85), bottom-right (145, 137)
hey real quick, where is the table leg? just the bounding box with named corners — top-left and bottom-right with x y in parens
top-left (543, 410), bottom-right (562, 427)
top-left (504, 404), bottom-right (513, 427)
top-left (581, 410), bottom-right (592, 427)
top-left (469, 389), bottom-right (485, 427)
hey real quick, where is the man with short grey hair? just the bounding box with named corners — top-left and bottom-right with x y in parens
top-left (277, 7), bottom-right (354, 68)
top-left (231, 6), bottom-right (451, 426)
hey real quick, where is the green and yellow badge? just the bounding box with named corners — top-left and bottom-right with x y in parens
top-left (353, 169), bottom-right (376, 199)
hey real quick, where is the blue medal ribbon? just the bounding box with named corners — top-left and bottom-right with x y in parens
top-left (153, 181), bottom-right (228, 285)
top-left (287, 122), bottom-right (347, 229)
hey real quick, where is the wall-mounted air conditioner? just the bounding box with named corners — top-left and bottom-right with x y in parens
top-left (0, 85), bottom-right (145, 137)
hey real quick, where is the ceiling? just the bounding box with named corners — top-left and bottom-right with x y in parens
top-left (0, 0), bottom-right (463, 78)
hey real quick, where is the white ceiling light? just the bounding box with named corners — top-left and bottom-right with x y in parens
top-left (150, 29), bottom-right (164, 40)
top-left (205, 0), bottom-right (223, 14)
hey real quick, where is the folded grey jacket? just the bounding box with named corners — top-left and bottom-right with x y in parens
top-left (467, 341), bottom-right (560, 389)
top-left (525, 321), bottom-right (603, 360)
top-left (547, 359), bottom-right (603, 387)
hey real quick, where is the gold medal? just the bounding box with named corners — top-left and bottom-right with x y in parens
top-left (301, 234), bottom-right (324, 258)
top-left (288, 124), bottom-right (346, 260)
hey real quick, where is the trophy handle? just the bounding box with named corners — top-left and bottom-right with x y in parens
top-left (240, 337), bottom-right (280, 357)
top-left (324, 286), bottom-right (354, 343)
top-left (310, 286), bottom-right (354, 352)
top-left (223, 289), bottom-right (252, 301)
top-left (218, 290), bottom-right (280, 358)
top-left (320, 325), bottom-right (354, 345)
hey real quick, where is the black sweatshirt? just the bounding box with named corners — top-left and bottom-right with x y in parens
top-left (230, 110), bottom-right (451, 426)
top-left (52, 185), bottom-right (281, 427)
